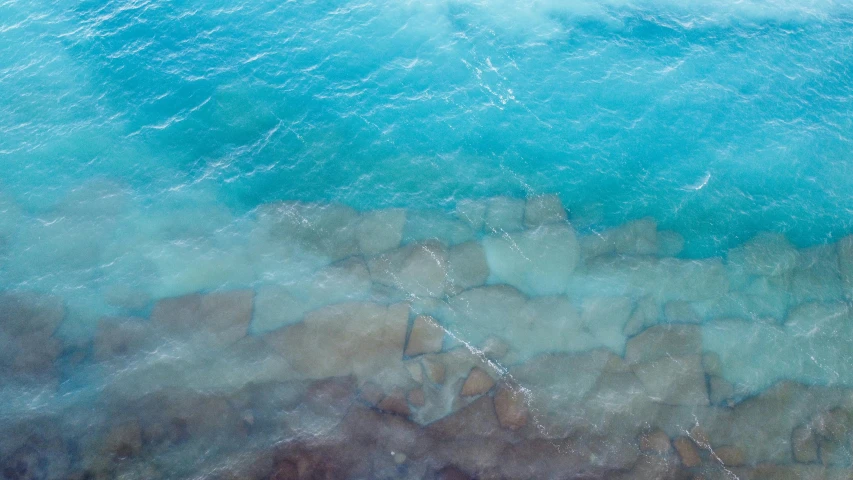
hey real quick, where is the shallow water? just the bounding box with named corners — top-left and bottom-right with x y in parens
top-left (2, 0), bottom-right (853, 479)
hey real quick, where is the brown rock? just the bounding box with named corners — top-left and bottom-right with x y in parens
top-left (792, 425), bottom-right (818, 463)
top-left (493, 386), bottom-right (528, 430)
top-left (408, 388), bottom-right (425, 407)
top-left (673, 436), bottom-right (701, 467)
top-left (639, 430), bottom-right (672, 454)
top-left (714, 446), bottom-right (746, 466)
top-left (460, 367), bottom-right (495, 397)
top-left (406, 315), bottom-right (445, 356)
top-left (377, 388), bottom-right (411, 417)
top-left (423, 358), bottom-right (446, 384)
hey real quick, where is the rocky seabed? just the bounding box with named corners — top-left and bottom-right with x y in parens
top-left (4, 194), bottom-right (853, 479)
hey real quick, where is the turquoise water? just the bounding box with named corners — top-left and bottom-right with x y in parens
top-left (3, 1), bottom-right (853, 253)
top-left (3, 1), bottom-right (853, 478)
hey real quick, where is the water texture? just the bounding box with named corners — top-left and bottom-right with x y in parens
top-left (2, 0), bottom-right (853, 479)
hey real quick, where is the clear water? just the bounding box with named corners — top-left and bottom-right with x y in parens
top-left (2, 0), bottom-right (853, 478)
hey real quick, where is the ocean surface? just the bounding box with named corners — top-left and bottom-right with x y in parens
top-left (2, 0), bottom-right (853, 478)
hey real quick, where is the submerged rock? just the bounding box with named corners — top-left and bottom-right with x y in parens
top-left (377, 388), bottom-right (411, 417)
top-left (581, 218), bottom-right (658, 259)
top-left (256, 201), bottom-right (361, 261)
top-left (426, 394), bottom-right (502, 440)
top-left (444, 285), bottom-right (526, 342)
top-left (580, 296), bottom-right (633, 352)
top-left (713, 445), bottom-right (746, 466)
top-left (657, 230), bottom-right (685, 257)
top-left (728, 232), bottom-right (798, 277)
top-left (1, 440), bottom-right (69, 480)
top-left (356, 208), bottom-right (406, 256)
top-left (0, 292), bottom-right (65, 382)
top-left (133, 389), bottom-right (248, 448)
top-left (482, 223), bottom-right (580, 296)
top-left (251, 257), bottom-right (372, 333)
top-left (663, 300), bottom-right (701, 323)
top-left (265, 302), bottom-right (409, 384)
top-left (625, 324), bottom-right (702, 364)
top-left (484, 196), bottom-right (525, 233)
top-left (0, 331), bottom-right (61, 379)
top-left (102, 420), bottom-right (144, 460)
top-left (524, 194), bottom-right (567, 228)
top-left (481, 336), bottom-right (509, 360)
top-left (791, 244), bottom-right (844, 304)
top-left (93, 316), bottom-right (153, 362)
top-left (397, 241), bottom-right (449, 298)
top-left (583, 256), bottom-right (729, 303)
top-left (434, 465), bottom-right (475, 480)
top-left (446, 241), bottom-right (489, 294)
top-left (406, 315), bottom-right (445, 357)
top-left (0, 291), bottom-right (65, 338)
top-left (791, 425), bottom-right (818, 463)
top-left (639, 430), bottom-right (672, 454)
top-left (455, 199), bottom-right (487, 232)
top-left (422, 357), bottom-right (447, 384)
top-left (151, 290), bottom-right (253, 346)
top-left (709, 375), bottom-right (735, 406)
top-left (408, 388), bottom-right (426, 407)
top-left (403, 210), bottom-right (476, 246)
top-left (493, 385), bottom-right (529, 430)
top-left (673, 436), bottom-right (701, 467)
top-left (460, 367), bottom-right (495, 397)
top-left (368, 241), bottom-right (449, 298)
top-left (632, 355), bottom-right (709, 406)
